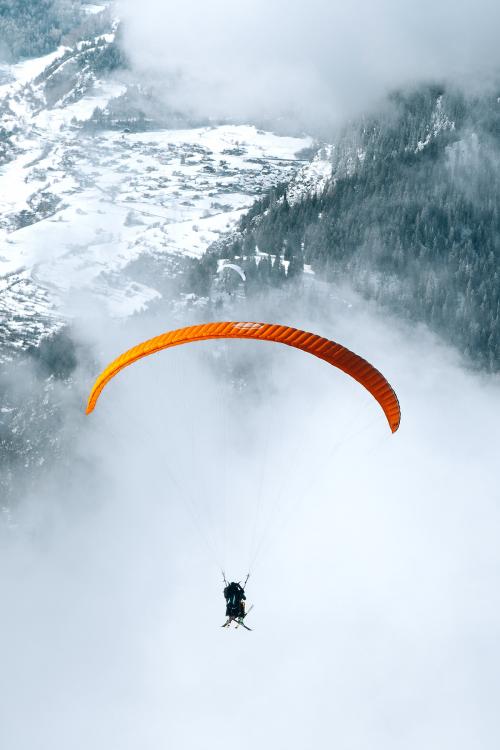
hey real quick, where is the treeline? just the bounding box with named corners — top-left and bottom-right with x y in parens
top-left (82, 81), bottom-right (205, 132)
top-left (41, 35), bottom-right (128, 108)
top-left (0, 328), bottom-right (79, 506)
top-left (0, 124), bottom-right (15, 165)
top-left (183, 247), bottom-right (300, 299)
top-left (227, 85), bottom-right (500, 371)
top-left (0, 0), bottom-right (83, 61)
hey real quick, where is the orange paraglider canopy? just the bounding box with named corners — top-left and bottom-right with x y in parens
top-left (86, 322), bottom-right (401, 432)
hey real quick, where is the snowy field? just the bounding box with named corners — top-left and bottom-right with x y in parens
top-left (0, 45), bottom-right (311, 356)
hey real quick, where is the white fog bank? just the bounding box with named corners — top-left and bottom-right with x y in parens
top-left (119, 0), bottom-right (500, 129)
top-left (1, 292), bottom-right (499, 749)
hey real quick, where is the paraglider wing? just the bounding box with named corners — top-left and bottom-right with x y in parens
top-left (218, 263), bottom-right (246, 282)
top-left (86, 322), bottom-right (401, 432)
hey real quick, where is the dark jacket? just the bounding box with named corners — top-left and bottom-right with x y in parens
top-left (224, 582), bottom-right (246, 616)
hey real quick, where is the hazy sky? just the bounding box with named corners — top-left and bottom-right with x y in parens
top-left (1, 288), bottom-right (500, 749)
top-left (119, 0), bottom-right (500, 128)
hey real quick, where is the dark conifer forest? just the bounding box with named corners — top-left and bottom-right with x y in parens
top-left (212, 86), bottom-right (500, 371)
top-left (0, 0), bottom-right (84, 60)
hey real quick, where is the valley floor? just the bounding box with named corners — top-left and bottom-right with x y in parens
top-left (0, 45), bottom-right (311, 359)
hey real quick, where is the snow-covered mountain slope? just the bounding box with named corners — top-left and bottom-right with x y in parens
top-left (286, 145), bottom-right (333, 206)
top-left (233, 84), bottom-right (500, 372)
top-left (0, 39), bottom-right (311, 361)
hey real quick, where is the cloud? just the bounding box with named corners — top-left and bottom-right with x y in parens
top-left (118, 0), bottom-right (500, 130)
top-left (1, 287), bottom-right (500, 748)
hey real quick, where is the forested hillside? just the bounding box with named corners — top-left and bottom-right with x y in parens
top-left (219, 86), bottom-right (500, 371)
top-left (0, 0), bottom-right (98, 61)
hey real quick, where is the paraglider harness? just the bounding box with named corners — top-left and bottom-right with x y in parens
top-left (222, 573), bottom-right (252, 630)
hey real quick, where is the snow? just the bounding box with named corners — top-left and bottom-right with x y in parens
top-left (287, 145), bottom-right (332, 205)
top-left (415, 95), bottom-right (455, 152)
top-left (5, 47), bottom-right (68, 88)
top-left (33, 80), bottom-right (127, 130)
top-left (0, 43), bottom-right (313, 354)
top-left (81, 3), bottom-right (107, 14)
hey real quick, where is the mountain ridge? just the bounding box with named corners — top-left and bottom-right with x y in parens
top-left (216, 85), bottom-right (500, 371)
